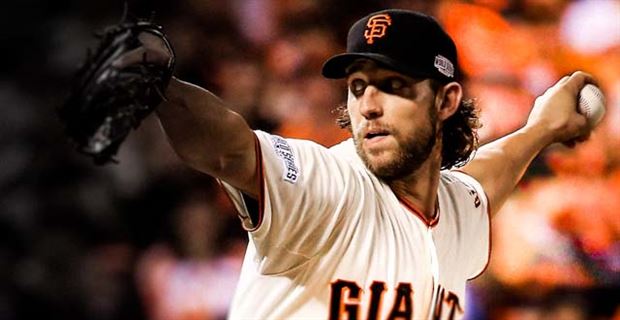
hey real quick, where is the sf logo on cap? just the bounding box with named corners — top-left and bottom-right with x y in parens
top-left (364, 14), bottom-right (392, 44)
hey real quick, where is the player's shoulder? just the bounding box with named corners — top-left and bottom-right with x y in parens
top-left (328, 138), bottom-right (354, 156)
top-left (255, 130), bottom-right (344, 149)
top-left (254, 131), bottom-right (363, 170)
top-left (255, 130), bottom-right (329, 155)
top-left (440, 170), bottom-right (480, 187)
top-left (439, 170), bottom-right (485, 210)
top-left (328, 138), bottom-right (366, 167)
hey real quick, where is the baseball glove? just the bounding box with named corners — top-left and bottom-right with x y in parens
top-left (59, 16), bottom-right (175, 165)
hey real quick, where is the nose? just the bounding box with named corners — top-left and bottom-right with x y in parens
top-left (359, 85), bottom-right (383, 119)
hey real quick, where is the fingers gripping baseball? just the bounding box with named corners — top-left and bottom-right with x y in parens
top-left (526, 71), bottom-right (597, 146)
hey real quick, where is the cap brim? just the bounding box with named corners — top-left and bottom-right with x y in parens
top-left (321, 53), bottom-right (403, 79)
top-left (321, 53), bottom-right (438, 80)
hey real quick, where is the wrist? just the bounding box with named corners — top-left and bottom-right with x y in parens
top-left (164, 77), bottom-right (186, 104)
top-left (521, 121), bottom-right (557, 149)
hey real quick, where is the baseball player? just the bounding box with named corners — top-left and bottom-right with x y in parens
top-left (137, 9), bottom-right (595, 320)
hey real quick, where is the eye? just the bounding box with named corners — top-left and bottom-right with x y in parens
top-left (379, 77), bottom-right (412, 97)
top-left (349, 79), bottom-right (367, 97)
top-left (388, 77), bottom-right (406, 90)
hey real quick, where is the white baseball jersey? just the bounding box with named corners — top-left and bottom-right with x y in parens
top-left (219, 130), bottom-right (490, 320)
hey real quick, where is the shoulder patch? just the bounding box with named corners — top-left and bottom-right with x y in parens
top-left (445, 171), bottom-right (481, 208)
top-left (270, 135), bottom-right (299, 184)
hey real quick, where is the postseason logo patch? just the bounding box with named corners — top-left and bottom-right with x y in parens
top-left (270, 135), bottom-right (299, 184)
top-left (434, 54), bottom-right (454, 78)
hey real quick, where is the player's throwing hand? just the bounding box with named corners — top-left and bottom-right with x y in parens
top-left (525, 71), bottom-right (597, 147)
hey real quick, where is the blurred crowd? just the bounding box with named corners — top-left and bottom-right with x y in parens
top-left (1, 0), bottom-right (619, 319)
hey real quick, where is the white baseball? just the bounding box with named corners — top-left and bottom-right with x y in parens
top-left (578, 84), bottom-right (606, 128)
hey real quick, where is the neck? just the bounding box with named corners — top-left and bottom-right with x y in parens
top-left (389, 145), bottom-right (442, 221)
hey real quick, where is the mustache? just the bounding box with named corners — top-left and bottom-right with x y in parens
top-left (354, 121), bottom-right (396, 140)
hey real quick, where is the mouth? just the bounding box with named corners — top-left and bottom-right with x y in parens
top-left (364, 129), bottom-right (390, 142)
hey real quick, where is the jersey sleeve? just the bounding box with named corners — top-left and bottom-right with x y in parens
top-left (448, 170), bottom-right (491, 280)
top-left (219, 131), bottom-right (361, 273)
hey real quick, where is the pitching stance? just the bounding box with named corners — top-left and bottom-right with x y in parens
top-left (61, 8), bottom-right (605, 320)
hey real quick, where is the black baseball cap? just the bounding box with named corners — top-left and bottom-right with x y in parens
top-left (322, 9), bottom-right (460, 82)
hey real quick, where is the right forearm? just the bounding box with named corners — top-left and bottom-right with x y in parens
top-left (156, 78), bottom-right (257, 194)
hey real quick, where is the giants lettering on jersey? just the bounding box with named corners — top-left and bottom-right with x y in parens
top-left (329, 281), bottom-right (462, 320)
top-left (432, 285), bottom-right (463, 320)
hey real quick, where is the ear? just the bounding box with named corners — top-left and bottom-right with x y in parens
top-left (435, 82), bottom-right (463, 121)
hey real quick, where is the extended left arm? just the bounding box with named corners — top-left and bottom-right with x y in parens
top-left (460, 71), bottom-right (596, 216)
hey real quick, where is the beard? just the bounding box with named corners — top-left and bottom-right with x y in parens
top-left (354, 107), bottom-right (439, 181)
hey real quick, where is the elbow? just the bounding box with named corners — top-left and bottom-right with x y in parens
top-left (175, 150), bottom-right (222, 175)
top-left (176, 147), bottom-right (250, 179)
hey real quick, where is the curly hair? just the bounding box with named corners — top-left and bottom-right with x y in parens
top-left (334, 80), bottom-right (481, 170)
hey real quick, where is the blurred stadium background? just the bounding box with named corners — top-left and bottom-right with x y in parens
top-left (1, 0), bottom-right (619, 319)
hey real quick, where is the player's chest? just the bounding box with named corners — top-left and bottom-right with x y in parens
top-left (325, 205), bottom-right (466, 319)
